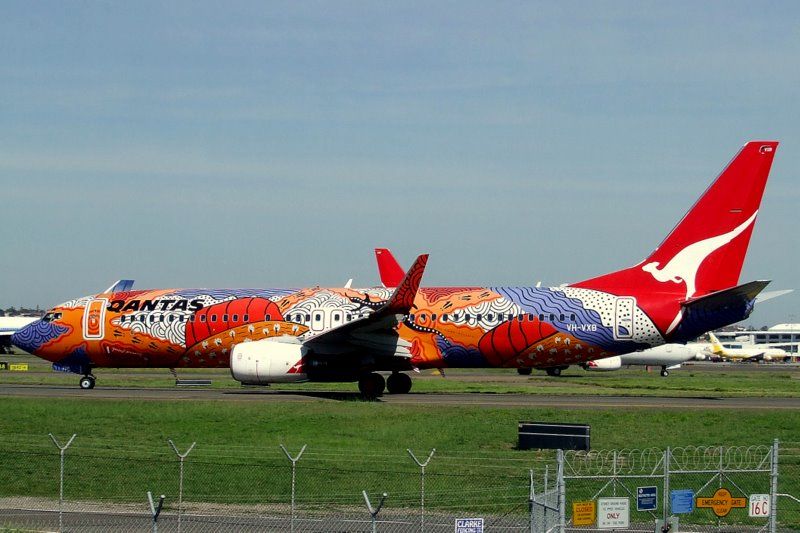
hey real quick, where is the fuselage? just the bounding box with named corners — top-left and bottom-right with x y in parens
top-left (13, 284), bottom-right (669, 374)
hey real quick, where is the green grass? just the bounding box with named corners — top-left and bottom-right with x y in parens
top-left (1, 397), bottom-right (799, 528)
top-left (3, 351), bottom-right (800, 397)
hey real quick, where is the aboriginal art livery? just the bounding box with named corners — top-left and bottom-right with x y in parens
top-left (12, 141), bottom-right (779, 396)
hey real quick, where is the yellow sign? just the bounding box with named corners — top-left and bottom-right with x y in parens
top-left (696, 488), bottom-right (747, 517)
top-left (572, 500), bottom-right (596, 526)
top-left (9, 363), bottom-right (28, 372)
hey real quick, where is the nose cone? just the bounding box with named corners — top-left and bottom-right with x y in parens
top-left (11, 319), bottom-right (68, 355)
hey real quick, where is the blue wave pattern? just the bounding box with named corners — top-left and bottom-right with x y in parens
top-left (173, 288), bottom-right (298, 300)
top-left (491, 287), bottom-right (642, 353)
top-left (11, 320), bottom-right (68, 353)
top-left (435, 337), bottom-right (485, 367)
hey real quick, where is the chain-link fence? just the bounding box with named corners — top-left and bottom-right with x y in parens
top-left (1, 435), bottom-right (798, 532)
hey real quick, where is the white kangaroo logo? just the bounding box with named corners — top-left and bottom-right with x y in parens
top-left (642, 211), bottom-right (758, 300)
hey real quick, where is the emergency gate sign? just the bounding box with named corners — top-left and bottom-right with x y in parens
top-left (597, 497), bottom-right (629, 529)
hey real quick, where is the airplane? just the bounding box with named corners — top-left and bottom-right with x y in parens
top-left (376, 249), bottom-right (707, 378)
top-left (12, 141), bottom-right (779, 397)
top-left (0, 316), bottom-right (40, 354)
top-left (707, 331), bottom-right (790, 362)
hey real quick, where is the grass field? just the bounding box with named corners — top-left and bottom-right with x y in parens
top-left (3, 351), bottom-right (800, 397)
top-left (2, 364), bottom-right (800, 528)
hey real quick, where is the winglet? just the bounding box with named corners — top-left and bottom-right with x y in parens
top-left (375, 248), bottom-right (406, 288)
top-left (381, 254), bottom-right (428, 314)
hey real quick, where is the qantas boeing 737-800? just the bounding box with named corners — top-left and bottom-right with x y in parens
top-left (12, 141), bottom-right (779, 397)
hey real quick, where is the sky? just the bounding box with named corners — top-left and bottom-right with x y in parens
top-left (1, 1), bottom-right (799, 326)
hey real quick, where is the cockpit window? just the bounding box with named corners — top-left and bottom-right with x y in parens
top-left (42, 312), bottom-right (63, 323)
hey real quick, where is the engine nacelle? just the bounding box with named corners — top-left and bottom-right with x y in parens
top-left (585, 356), bottom-right (622, 371)
top-left (230, 338), bottom-right (308, 384)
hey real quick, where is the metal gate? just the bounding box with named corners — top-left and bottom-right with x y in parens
top-left (534, 441), bottom-right (781, 533)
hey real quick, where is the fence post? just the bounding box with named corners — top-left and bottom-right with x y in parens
top-left (147, 491), bottom-right (165, 533)
top-left (167, 439), bottom-right (196, 533)
top-left (363, 490), bottom-right (388, 533)
top-left (557, 449), bottom-right (565, 533)
top-left (770, 439), bottom-right (779, 533)
top-left (280, 444), bottom-right (307, 533)
top-left (663, 447), bottom-right (670, 531)
top-left (408, 448), bottom-right (435, 532)
top-left (48, 433), bottom-right (76, 533)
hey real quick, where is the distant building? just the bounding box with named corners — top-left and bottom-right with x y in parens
top-left (715, 324), bottom-right (800, 354)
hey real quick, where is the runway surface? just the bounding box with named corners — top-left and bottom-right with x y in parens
top-left (0, 383), bottom-right (797, 409)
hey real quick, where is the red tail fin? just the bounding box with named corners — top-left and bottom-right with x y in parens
top-left (573, 141), bottom-right (777, 309)
top-left (375, 248), bottom-right (405, 288)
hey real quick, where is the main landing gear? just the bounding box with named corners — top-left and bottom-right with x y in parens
top-left (358, 373), bottom-right (385, 399)
top-left (517, 368), bottom-right (533, 376)
top-left (79, 375), bottom-right (96, 389)
top-left (386, 372), bottom-right (412, 394)
top-left (358, 372), bottom-right (413, 399)
top-left (546, 366), bottom-right (568, 377)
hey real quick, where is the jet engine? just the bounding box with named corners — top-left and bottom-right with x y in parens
top-left (230, 338), bottom-right (308, 384)
top-left (584, 356), bottom-right (622, 371)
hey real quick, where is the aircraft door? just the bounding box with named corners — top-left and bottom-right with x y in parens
top-left (613, 297), bottom-right (635, 340)
top-left (83, 298), bottom-right (108, 340)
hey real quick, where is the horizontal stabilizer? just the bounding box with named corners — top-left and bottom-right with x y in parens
top-left (756, 289), bottom-right (793, 303)
top-left (681, 280), bottom-right (771, 311)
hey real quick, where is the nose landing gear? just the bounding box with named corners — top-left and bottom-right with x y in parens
top-left (79, 375), bottom-right (96, 389)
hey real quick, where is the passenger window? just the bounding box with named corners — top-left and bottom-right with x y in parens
top-left (201, 315), bottom-right (207, 322)
top-left (476, 314), bottom-right (482, 321)
top-left (487, 314), bottom-right (494, 321)
top-left (441, 314), bottom-right (448, 322)
top-left (559, 314), bottom-right (564, 321)
top-left (570, 314), bottom-right (576, 321)
top-left (305, 314), bottom-right (311, 321)
top-left (223, 314), bottom-right (229, 322)
top-left (539, 314), bottom-right (545, 321)
top-left (243, 314), bottom-right (249, 322)
top-left (549, 314), bottom-right (555, 321)
top-left (419, 314), bottom-right (427, 321)
top-left (211, 315), bottom-right (217, 322)
top-left (464, 313), bottom-right (471, 321)
top-left (408, 314), bottom-right (415, 321)
top-left (265, 314), bottom-right (271, 321)
top-left (232, 314), bottom-right (238, 322)
top-left (431, 314), bottom-right (437, 321)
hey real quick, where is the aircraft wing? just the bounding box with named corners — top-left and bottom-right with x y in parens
top-left (303, 254), bottom-right (428, 356)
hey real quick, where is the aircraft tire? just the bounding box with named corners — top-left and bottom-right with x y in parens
top-left (660, 368), bottom-right (669, 377)
top-left (517, 368), bottom-right (533, 376)
top-left (546, 367), bottom-right (563, 377)
top-left (386, 372), bottom-right (412, 394)
top-left (79, 376), bottom-right (95, 389)
top-left (358, 373), bottom-right (385, 399)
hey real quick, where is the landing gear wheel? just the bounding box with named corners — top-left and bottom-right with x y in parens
top-left (546, 367), bottom-right (562, 377)
top-left (358, 373), bottom-right (385, 399)
top-left (660, 367), bottom-right (669, 377)
top-left (79, 376), bottom-right (96, 389)
top-left (386, 372), bottom-right (412, 394)
top-left (517, 368), bottom-right (532, 376)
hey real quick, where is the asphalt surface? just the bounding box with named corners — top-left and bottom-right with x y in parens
top-left (0, 383), bottom-right (798, 409)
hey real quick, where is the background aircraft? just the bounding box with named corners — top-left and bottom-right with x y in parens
top-left (0, 316), bottom-right (39, 354)
top-left (12, 142), bottom-right (779, 396)
top-left (707, 332), bottom-right (792, 362)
